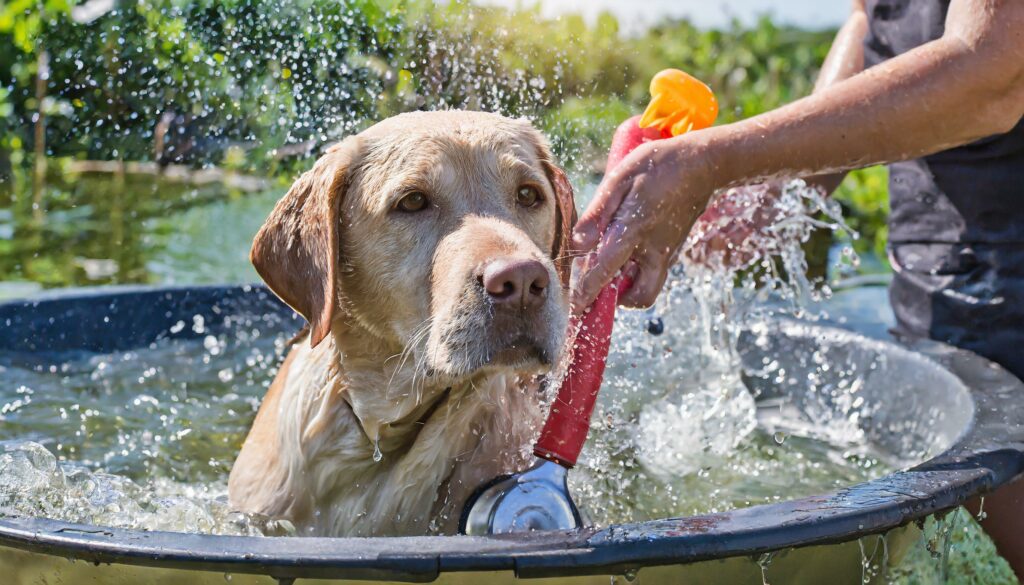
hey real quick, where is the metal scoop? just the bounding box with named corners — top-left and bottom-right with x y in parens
top-left (460, 458), bottom-right (580, 534)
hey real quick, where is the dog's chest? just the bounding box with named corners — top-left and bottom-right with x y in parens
top-left (286, 348), bottom-right (544, 536)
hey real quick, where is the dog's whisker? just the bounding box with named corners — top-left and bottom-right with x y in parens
top-left (411, 319), bottom-right (437, 404)
top-left (386, 317), bottom-right (434, 402)
top-left (553, 251), bottom-right (588, 260)
top-left (406, 319), bottom-right (436, 404)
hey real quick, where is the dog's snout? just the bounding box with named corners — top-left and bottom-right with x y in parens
top-left (481, 258), bottom-right (549, 309)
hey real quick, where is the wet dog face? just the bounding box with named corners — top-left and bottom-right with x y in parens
top-left (251, 111), bottom-right (575, 384)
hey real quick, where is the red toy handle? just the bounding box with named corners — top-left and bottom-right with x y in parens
top-left (533, 70), bottom-right (716, 469)
top-left (531, 115), bottom-right (655, 468)
top-left (534, 274), bottom-right (632, 468)
top-left (532, 113), bottom-right (651, 471)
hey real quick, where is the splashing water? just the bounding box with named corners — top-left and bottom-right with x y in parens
top-left (0, 324), bottom-right (297, 535)
top-left (563, 179), bottom-right (937, 526)
top-left (0, 179), bottom-right (907, 534)
top-left (858, 534), bottom-right (889, 584)
top-left (0, 440), bottom-right (265, 536)
top-left (757, 551), bottom-right (775, 585)
top-left (577, 180), bottom-right (861, 494)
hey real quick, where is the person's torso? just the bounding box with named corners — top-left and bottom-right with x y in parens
top-left (864, 0), bottom-right (1024, 244)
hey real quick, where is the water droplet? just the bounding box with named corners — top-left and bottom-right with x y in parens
top-left (372, 438), bottom-right (383, 463)
top-left (772, 431), bottom-right (787, 445)
top-left (645, 317), bottom-right (664, 335)
top-left (756, 552), bottom-right (774, 585)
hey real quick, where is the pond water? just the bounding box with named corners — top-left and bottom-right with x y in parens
top-left (0, 172), bottom-right (281, 298)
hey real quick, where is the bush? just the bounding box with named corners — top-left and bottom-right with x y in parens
top-left (0, 0), bottom-right (890, 281)
top-left (1, 2), bottom-right (841, 171)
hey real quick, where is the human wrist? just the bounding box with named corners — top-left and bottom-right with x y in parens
top-left (671, 124), bottom-right (745, 193)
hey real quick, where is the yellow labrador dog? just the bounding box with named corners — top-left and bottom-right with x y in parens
top-left (228, 111), bottom-right (576, 537)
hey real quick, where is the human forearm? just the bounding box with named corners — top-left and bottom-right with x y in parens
top-left (806, 1), bottom-right (869, 195)
top-left (699, 2), bottom-right (1023, 190)
top-left (571, 0), bottom-right (1024, 309)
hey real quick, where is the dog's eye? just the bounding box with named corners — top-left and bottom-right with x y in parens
top-left (396, 191), bottom-right (429, 213)
top-left (516, 186), bottom-right (541, 208)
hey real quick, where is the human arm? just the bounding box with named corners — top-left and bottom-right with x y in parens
top-left (805, 0), bottom-right (869, 195)
top-left (687, 1), bottom-right (870, 266)
top-left (572, 0), bottom-right (1024, 311)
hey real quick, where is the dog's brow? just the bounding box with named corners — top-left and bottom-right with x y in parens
top-left (363, 150), bottom-right (441, 213)
top-left (501, 154), bottom-right (546, 186)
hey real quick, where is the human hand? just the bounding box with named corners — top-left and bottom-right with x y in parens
top-left (570, 135), bottom-right (717, 311)
top-left (682, 184), bottom-right (781, 269)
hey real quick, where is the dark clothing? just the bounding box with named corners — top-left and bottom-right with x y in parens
top-left (863, 0), bottom-right (1024, 378)
top-left (864, 0), bottom-right (1024, 245)
top-left (888, 243), bottom-right (1024, 379)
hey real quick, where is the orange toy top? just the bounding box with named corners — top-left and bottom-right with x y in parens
top-left (639, 69), bottom-right (718, 137)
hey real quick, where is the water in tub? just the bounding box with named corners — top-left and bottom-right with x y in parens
top-left (1, 178), bottom-right (914, 534)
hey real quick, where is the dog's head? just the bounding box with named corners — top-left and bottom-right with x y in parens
top-left (252, 111), bottom-right (575, 382)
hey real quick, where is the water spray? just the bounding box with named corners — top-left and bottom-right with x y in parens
top-left (460, 69), bottom-right (717, 535)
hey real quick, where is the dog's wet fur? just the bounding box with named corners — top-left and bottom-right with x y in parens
top-left (228, 111), bottom-right (576, 536)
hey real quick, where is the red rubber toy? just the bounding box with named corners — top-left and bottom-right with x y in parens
top-left (533, 68), bottom-right (718, 469)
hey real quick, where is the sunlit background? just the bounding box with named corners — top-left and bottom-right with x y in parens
top-left (0, 2), bottom-right (1018, 581)
top-left (478, 0), bottom-right (846, 30)
top-left (0, 0), bottom-right (888, 299)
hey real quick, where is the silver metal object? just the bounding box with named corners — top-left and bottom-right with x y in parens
top-left (461, 458), bottom-right (582, 535)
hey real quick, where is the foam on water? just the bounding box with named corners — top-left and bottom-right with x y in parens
top-left (0, 440), bottom-right (265, 535)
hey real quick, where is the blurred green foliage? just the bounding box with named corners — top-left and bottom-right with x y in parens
top-left (834, 165), bottom-right (891, 270)
top-left (0, 0), bottom-right (891, 285)
top-left (0, 1), bottom-right (841, 171)
top-left (889, 511), bottom-right (1017, 585)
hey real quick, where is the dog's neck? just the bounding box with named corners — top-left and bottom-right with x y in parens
top-left (274, 318), bottom-right (544, 535)
top-left (324, 317), bottom-right (465, 452)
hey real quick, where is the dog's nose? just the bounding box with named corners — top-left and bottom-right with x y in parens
top-left (481, 258), bottom-right (549, 309)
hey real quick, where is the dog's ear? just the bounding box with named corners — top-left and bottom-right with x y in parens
top-left (251, 138), bottom-right (361, 347)
top-left (527, 127), bottom-right (577, 287)
top-left (543, 161), bottom-right (577, 287)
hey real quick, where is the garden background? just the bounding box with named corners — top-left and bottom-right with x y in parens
top-left (0, 0), bottom-right (888, 293)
